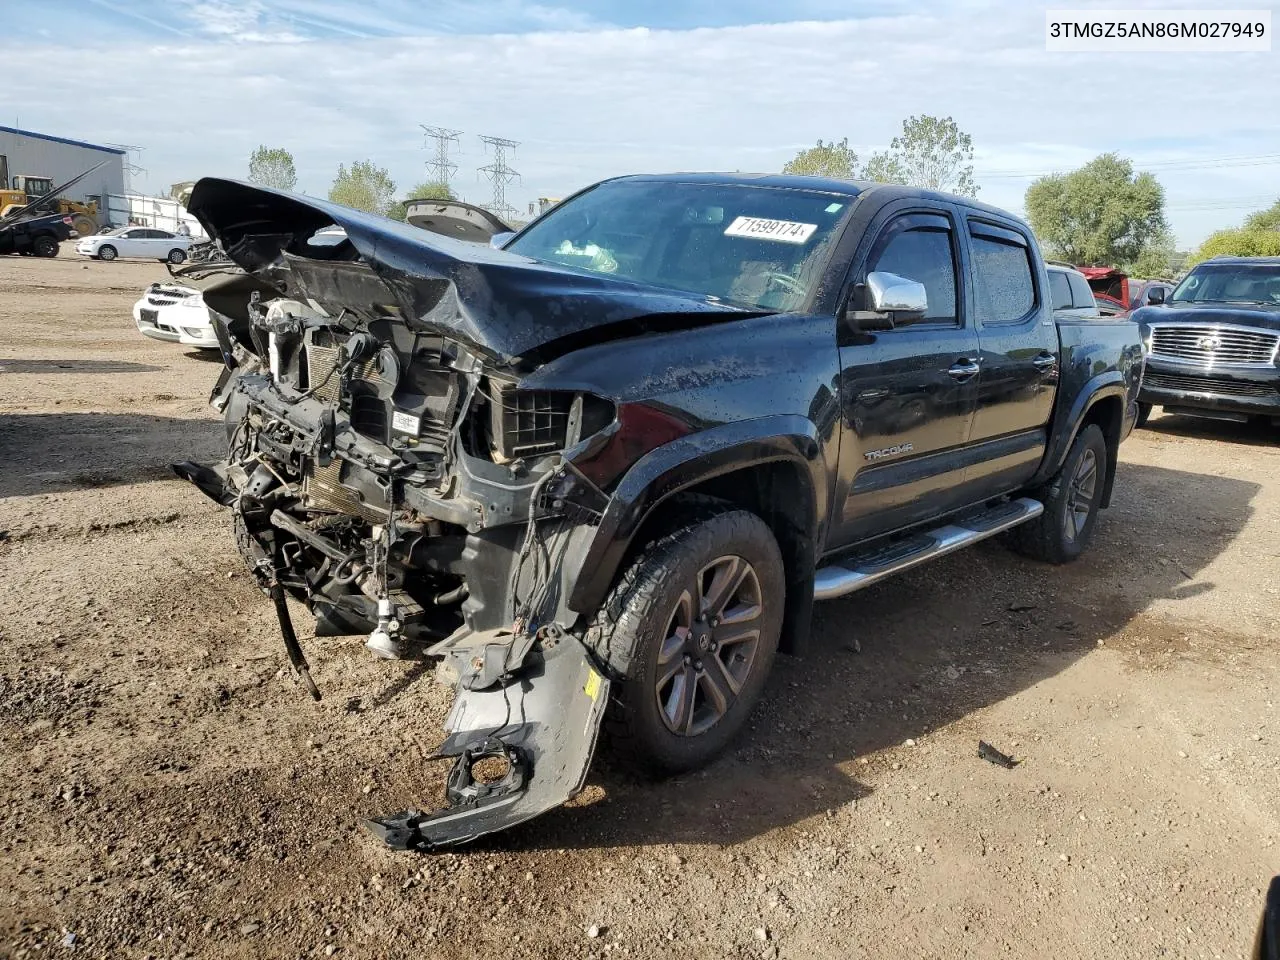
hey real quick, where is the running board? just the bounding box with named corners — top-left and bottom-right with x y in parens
top-left (814, 497), bottom-right (1044, 601)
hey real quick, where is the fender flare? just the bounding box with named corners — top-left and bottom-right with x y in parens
top-left (564, 414), bottom-right (826, 617)
top-left (1032, 371), bottom-right (1130, 495)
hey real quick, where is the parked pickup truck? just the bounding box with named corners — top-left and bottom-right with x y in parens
top-left (0, 211), bottom-right (74, 257)
top-left (1132, 256), bottom-right (1280, 426)
top-left (176, 174), bottom-right (1144, 851)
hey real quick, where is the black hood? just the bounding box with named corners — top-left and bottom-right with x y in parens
top-left (186, 178), bottom-right (758, 365)
top-left (1133, 302), bottom-right (1280, 334)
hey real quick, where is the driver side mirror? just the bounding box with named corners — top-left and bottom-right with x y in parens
top-left (846, 271), bottom-right (928, 331)
top-left (1146, 287), bottom-right (1166, 306)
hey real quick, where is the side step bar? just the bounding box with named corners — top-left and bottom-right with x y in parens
top-left (814, 497), bottom-right (1044, 601)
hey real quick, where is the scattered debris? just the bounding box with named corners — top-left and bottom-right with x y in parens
top-left (586, 924), bottom-right (602, 939)
top-left (1007, 602), bottom-right (1037, 612)
top-left (978, 740), bottom-right (1019, 769)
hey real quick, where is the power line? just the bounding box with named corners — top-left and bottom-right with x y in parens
top-left (477, 135), bottom-right (520, 222)
top-left (420, 125), bottom-right (462, 191)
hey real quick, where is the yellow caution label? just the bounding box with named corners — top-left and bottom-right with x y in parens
top-left (584, 669), bottom-right (602, 701)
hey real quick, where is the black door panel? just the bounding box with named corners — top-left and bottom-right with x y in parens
top-left (831, 203), bottom-right (982, 548)
top-left (963, 218), bottom-right (1060, 497)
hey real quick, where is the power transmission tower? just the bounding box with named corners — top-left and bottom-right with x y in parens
top-left (419, 125), bottom-right (462, 190)
top-left (477, 135), bottom-right (520, 221)
top-left (105, 143), bottom-right (146, 194)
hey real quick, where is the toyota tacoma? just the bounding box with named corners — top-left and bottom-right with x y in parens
top-left (176, 173), bottom-right (1144, 850)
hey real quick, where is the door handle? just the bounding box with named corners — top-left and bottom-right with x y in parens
top-left (947, 359), bottom-right (981, 380)
top-left (1032, 353), bottom-right (1057, 370)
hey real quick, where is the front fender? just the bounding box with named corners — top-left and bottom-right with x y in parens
top-left (564, 414), bottom-right (825, 617)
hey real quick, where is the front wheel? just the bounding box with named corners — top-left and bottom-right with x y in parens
top-left (1008, 423), bottom-right (1108, 564)
top-left (166, 248), bottom-right (186, 264)
top-left (97, 244), bottom-right (117, 261)
top-left (586, 507), bottom-right (785, 775)
top-left (32, 235), bottom-right (59, 258)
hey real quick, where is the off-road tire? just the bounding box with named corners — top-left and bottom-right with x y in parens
top-left (1008, 423), bottom-right (1108, 564)
top-left (97, 244), bottom-right (117, 261)
top-left (31, 235), bottom-right (58, 258)
top-left (1136, 402), bottom-right (1153, 428)
top-left (585, 505), bottom-right (785, 776)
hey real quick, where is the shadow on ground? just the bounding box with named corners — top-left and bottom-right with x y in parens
top-left (0, 359), bottom-right (163, 374)
top-left (457, 460), bottom-right (1258, 852)
top-left (0, 412), bottom-right (223, 498)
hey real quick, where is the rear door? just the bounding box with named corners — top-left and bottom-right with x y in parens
top-left (828, 203), bottom-right (982, 549)
top-left (963, 217), bottom-right (1060, 499)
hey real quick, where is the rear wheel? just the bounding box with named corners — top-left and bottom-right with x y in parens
top-left (97, 244), bottom-right (117, 262)
top-left (31, 235), bottom-right (58, 258)
top-left (1136, 402), bottom-right (1153, 427)
top-left (586, 507), bottom-right (784, 775)
top-left (1008, 424), bottom-right (1107, 564)
top-left (71, 215), bottom-right (96, 238)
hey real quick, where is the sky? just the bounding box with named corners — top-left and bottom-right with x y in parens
top-left (4, 0), bottom-right (1278, 247)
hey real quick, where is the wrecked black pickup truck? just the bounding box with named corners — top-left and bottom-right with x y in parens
top-left (176, 173), bottom-right (1144, 851)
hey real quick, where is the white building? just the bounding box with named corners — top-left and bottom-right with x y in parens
top-left (0, 125), bottom-right (127, 208)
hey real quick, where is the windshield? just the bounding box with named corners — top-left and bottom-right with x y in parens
top-left (505, 179), bottom-right (853, 311)
top-left (1171, 262), bottom-right (1280, 305)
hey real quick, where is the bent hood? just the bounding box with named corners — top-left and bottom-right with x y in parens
top-left (186, 177), bottom-right (758, 366)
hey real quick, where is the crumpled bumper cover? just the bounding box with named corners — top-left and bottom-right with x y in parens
top-left (363, 639), bottom-right (610, 851)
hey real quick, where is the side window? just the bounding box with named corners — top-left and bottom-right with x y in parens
top-left (151, 230), bottom-right (174, 239)
top-left (865, 214), bottom-right (958, 327)
top-left (969, 222), bottom-right (1036, 323)
top-left (1067, 271), bottom-right (1095, 309)
top-left (1048, 270), bottom-right (1072, 311)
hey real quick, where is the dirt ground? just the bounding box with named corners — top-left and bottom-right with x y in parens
top-left (1, 250), bottom-right (1276, 960)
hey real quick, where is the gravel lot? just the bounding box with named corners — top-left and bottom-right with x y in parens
top-left (1, 251), bottom-right (1277, 960)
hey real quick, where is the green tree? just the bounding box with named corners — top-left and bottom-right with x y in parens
top-left (782, 138), bottom-right (859, 179)
top-left (1242, 198), bottom-right (1280, 232)
top-left (247, 146), bottom-right (297, 192)
top-left (389, 180), bottom-right (457, 220)
top-left (1129, 226), bottom-right (1176, 277)
top-left (1025, 154), bottom-right (1167, 267)
top-left (1187, 228), bottom-right (1280, 266)
top-left (328, 160), bottom-right (397, 217)
top-left (868, 115), bottom-right (977, 196)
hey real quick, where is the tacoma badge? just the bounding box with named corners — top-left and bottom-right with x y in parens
top-left (864, 442), bottom-right (913, 462)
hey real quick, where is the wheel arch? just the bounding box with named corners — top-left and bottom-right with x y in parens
top-left (564, 415), bottom-right (826, 656)
top-left (1032, 373), bottom-right (1127, 508)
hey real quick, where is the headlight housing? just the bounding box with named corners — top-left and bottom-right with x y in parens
top-left (481, 380), bottom-right (615, 463)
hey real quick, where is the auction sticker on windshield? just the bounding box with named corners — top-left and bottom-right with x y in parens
top-left (724, 216), bottom-right (817, 244)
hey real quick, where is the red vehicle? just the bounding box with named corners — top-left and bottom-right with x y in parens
top-left (1078, 267), bottom-right (1177, 317)
top-left (1079, 266), bottom-right (1131, 315)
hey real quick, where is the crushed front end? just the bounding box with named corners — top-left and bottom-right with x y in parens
top-left (173, 181), bottom-right (647, 850)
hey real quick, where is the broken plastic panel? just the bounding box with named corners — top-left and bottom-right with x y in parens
top-left (363, 637), bottom-right (609, 851)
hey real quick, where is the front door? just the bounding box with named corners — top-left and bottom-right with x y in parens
top-left (829, 207), bottom-right (982, 549)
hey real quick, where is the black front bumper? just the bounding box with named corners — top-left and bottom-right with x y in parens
top-left (1139, 358), bottom-right (1280, 419)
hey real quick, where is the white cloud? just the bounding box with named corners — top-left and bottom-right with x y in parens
top-left (4, 4), bottom-right (1278, 245)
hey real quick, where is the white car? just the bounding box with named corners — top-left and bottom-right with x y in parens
top-left (132, 282), bottom-right (219, 349)
top-left (78, 227), bottom-right (195, 263)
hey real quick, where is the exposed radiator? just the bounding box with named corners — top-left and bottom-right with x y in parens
top-left (302, 459), bottom-right (388, 523)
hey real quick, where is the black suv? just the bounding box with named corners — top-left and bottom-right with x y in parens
top-left (1134, 256), bottom-right (1280, 426)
